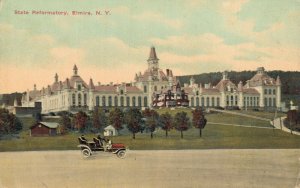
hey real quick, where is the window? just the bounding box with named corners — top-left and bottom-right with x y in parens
top-left (191, 97), bottom-right (194, 107)
top-left (196, 91), bottom-right (199, 96)
top-left (269, 98), bottom-right (272, 107)
top-left (212, 97), bottom-right (215, 107)
top-left (77, 84), bottom-right (81, 90)
top-left (273, 98), bottom-right (276, 107)
top-left (264, 89), bottom-right (267, 95)
top-left (217, 97), bottom-right (220, 106)
top-left (120, 90), bottom-right (124, 95)
top-left (84, 94), bottom-right (87, 106)
top-left (126, 97), bottom-right (130, 107)
top-left (235, 96), bottom-right (238, 105)
top-left (114, 96), bottom-right (118, 106)
top-left (72, 94), bottom-right (76, 106)
top-left (144, 85), bottom-right (147, 93)
top-left (96, 96), bottom-right (100, 106)
top-left (226, 96), bottom-right (229, 106)
top-left (273, 89), bottom-right (276, 95)
top-left (264, 97), bottom-right (267, 107)
top-left (108, 96), bottom-right (112, 107)
top-left (206, 97), bottom-right (210, 107)
top-left (102, 96), bottom-right (106, 106)
top-left (120, 96), bottom-right (124, 107)
top-left (132, 97), bottom-right (136, 107)
top-left (144, 96), bottom-right (148, 107)
top-left (201, 97), bottom-right (204, 107)
top-left (269, 89), bottom-right (272, 95)
top-left (154, 86), bottom-right (157, 92)
top-left (138, 96), bottom-right (142, 107)
top-left (78, 93), bottom-right (81, 107)
top-left (196, 97), bottom-right (199, 106)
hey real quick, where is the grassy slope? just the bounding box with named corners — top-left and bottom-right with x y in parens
top-left (0, 110), bottom-right (299, 151)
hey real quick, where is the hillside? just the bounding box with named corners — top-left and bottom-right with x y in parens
top-left (177, 71), bottom-right (300, 95)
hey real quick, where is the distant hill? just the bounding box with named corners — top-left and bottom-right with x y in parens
top-left (176, 71), bottom-right (300, 95)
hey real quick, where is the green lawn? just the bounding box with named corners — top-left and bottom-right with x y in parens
top-left (0, 110), bottom-right (298, 151)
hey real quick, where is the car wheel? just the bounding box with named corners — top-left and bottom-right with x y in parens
top-left (116, 150), bottom-right (126, 159)
top-left (82, 148), bottom-right (91, 158)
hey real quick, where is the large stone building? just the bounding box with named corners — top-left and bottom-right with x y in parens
top-left (21, 46), bottom-right (281, 114)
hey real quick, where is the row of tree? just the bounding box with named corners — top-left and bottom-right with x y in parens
top-left (59, 107), bottom-right (207, 139)
top-left (0, 108), bottom-right (23, 136)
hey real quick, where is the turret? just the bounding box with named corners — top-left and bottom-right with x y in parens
top-left (276, 76), bottom-right (281, 86)
top-left (55, 73), bottom-right (58, 82)
top-left (190, 77), bottom-right (195, 86)
top-left (222, 71), bottom-right (228, 80)
top-left (73, 64), bottom-right (78, 76)
top-left (89, 78), bottom-right (95, 90)
top-left (238, 81), bottom-right (243, 91)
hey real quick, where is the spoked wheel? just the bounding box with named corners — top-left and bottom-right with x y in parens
top-left (81, 148), bottom-right (91, 158)
top-left (116, 150), bottom-right (126, 159)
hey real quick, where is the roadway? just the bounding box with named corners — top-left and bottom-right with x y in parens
top-left (0, 149), bottom-right (299, 188)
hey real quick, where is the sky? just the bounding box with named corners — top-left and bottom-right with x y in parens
top-left (0, 0), bottom-right (299, 93)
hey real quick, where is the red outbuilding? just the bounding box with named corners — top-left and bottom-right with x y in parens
top-left (30, 122), bottom-right (60, 136)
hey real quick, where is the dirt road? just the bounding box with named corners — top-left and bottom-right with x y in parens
top-left (0, 149), bottom-right (299, 188)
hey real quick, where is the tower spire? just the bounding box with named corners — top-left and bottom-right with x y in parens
top-left (73, 64), bottom-right (78, 76)
top-left (148, 46), bottom-right (159, 61)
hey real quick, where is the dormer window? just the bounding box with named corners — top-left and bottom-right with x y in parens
top-left (120, 90), bottom-right (124, 95)
top-left (77, 84), bottom-right (81, 90)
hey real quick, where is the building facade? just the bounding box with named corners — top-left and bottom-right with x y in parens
top-left (21, 46), bottom-right (281, 113)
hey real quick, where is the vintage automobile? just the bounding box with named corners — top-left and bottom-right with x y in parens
top-left (77, 135), bottom-right (127, 158)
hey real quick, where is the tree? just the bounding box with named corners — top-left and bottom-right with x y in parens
top-left (0, 108), bottom-right (23, 136)
top-left (109, 108), bottom-right (124, 133)
top-left (93, 107), bottom-right (108, 131)
top-left (58, 114), bottom-right (71, 134)
top-left (159, 112), bottom-right (173, 137)
top-left (174, 111), bottom-right (190, 139)
top-left (192, 108), bottom-right (207, 137)
top-left (124, 108), bottom-right (143, 139)
top-left (143, 108), bottom-right (159, 139)
top-left (74, 111), bottom-right (88, 132)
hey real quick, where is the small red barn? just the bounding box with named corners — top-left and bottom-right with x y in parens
top-left (30, 122), bottom-right (59, 136)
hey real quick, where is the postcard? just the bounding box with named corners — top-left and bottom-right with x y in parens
top-left (0, 0), bottom-right (300, 188)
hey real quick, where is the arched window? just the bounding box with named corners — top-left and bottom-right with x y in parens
top-left (273, 98), bottom-right (276, 107)
top-left (212, 97), bottom-right (215, 107)
top-left (120, 90), bottom-right (124, 95)
top-left (138, 96), bottom-right (142, 107)
top-left (269, 97), bottom-right (272, 107)
top-left (72, 94), bottom-right (76, 106)
top-left (84, 93), bottom-right (87, 106)
top-left (96, 96), bottom-right (100, 106)
top-left (102, 96), bottom-right (106, 107)
top-left (196, 91), bottom-right (199, 95)
top-left (217, 97), bottom-right (220, 106)
top-left (273, 89), bottom-right (276, 95)
top-left (78, 93), bottom-right (82, 107)
top-left (226, 96), bottom-right (229, 106)
top-left (269, 89), bottom-right (272, 95)
top-left (144, 85), bottom-right (147, 93)
top-left (206, 97), bottom-right (210, 107)
top-left (235, 96), bottom-right (238, 105)
top-left (264, 97), bottom-right (267, 107)
top-left (196, 97), bottom-right (199, 106)
top-left (114, 96), bottom-right (118, 106)
top-left (144, 96), bottom-right (148, 107)
top-left (120, 96), bottom-right (124, 107)
top-left (191, 97), bottom-right (194, 107)
top-left (126, 97), bottom-right (130, 107)
top-left (132, 97), bottom-right (136, 107)
top-left (108, 96), bottom-right (112, 107)
top-left (201, 97), bottom-right (204, 107)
